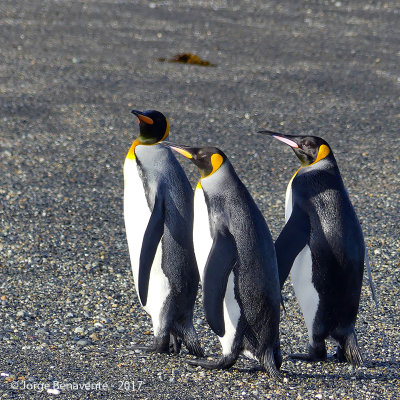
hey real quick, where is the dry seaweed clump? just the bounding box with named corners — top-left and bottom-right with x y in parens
top-left (159, 53), bottom-right (216, 66)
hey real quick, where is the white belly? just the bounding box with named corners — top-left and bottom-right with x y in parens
top-left (194, 186), bottom-right (240, 354)
top-left (286, 175), bottom-right (319, 344)
top-left (219, 272), bottom-right (241, 355)
top-left (290, 245), bottom-right (319, 343)
top-left (285, 175), bottom-right (294, 222)
top-left (124, 158), bottom-right (170, 335)
top-left (193, 186), bottom-right (213, 281)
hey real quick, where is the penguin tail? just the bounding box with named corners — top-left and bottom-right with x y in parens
top-left (343, 331), bottom-right (363, 367)
top-left (174, 321), bottom-right (204, 357)
top-left (184, 335), bottom-right (204, 358)
top-left (263, 348), bottom-right (282, 380)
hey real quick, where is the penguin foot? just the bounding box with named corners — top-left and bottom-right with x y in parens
top-left (288, 346), bottom-right (327, 362)
top-left (289, 353), bottom-right (327, 362)
top-left (263, 348), bottom-right (282, 380)
top-left (132, 336), bottom-right (171, 354)
top-left (186, 358), bottom-right (222, 370)
top-left (337, 332), bottom-right (363, 367)
top-left (335, 345), bottom-right (346, 362)
top-left (264, 366), bottom-right (282, 380)
top-left (173, 321), bottom-right (204, 357)
top-left (288, 353), bottom-right (317, 361)
top-left (131, 343), bottom-right (170, 354)
top-left (169, 334), bottom-right (182, 354)
top-left (184, 338), bottom-right (204, 358)
top-left (186, 355), bottom-right (237, 370)
top-left (180, 329), bottom-right (204, 357)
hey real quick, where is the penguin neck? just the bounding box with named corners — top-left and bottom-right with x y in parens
top-left (289, 167), bottom-right (302, 184)
top-left (295, 147), bottom-right (336, 177)
top-left (126, 139), bottom-right (140, 160)
top-left (126, 133), bottom-right (169, 161)
top-left (198, 160), bottom-right (234, 194)
top-left (124, 143), bottom-right (170, 187)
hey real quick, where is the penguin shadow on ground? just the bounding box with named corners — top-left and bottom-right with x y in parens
top-left (367, 359), bottom-right (400, 369)
top-left (362, 359), bottom-right (400, 380)
top-left (184, 354), bottom-right (275, 375)
top-left (282, 357), bottom-right (400, 382)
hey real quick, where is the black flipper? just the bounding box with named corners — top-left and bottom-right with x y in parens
top-left (138, 193), bottom-right (165, 306)
top-left (275, 204), bottom-right (310, 288)
top-left (203, 228), bottom-right (238, 337)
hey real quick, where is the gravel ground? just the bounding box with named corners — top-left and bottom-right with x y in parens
top-left (0, 0), bottom-right (399, 399)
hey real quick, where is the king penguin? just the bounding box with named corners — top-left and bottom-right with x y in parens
top-left (123, 109), bottom-right (203, 356)
top-left (259, 130), bottom-right (378, 366)
top-left (162, 142), bottom-right (282, 378)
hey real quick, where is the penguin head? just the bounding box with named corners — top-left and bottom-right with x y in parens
top-left (258, 130), bottom-right (331, 166)
top-left (131, 109), bottom-right (170, 145)
top-left (163, 143), bottom-right (226, 178)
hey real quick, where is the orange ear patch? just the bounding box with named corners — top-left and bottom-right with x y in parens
top-left (210, 153), bottom-right (224, 175)
top-left (138, 114), bottom-right (154, 125)
top-left (313, 144), bottom-right (330, 164)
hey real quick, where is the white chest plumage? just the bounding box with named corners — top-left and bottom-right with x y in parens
top-left (284, 173), bottom-right (295, 223)
top-left (194, 184), bottom-right (241, 355)
top-left (124, 158), bottom-right (151, 287)
top-left (286, 175), bottom-right (319, 344)
top-left (123, 157), bottom-right (170, 335)
top-left (193, 186), bottom-right (213, 280)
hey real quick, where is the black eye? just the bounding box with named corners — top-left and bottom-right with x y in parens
top-left (198, 151), bottom-right (207, 159)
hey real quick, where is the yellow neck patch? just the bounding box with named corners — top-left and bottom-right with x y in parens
top-left (290, 167), bottom-right (302, 182)
top-left (126, 138), bottom-right (140, 160)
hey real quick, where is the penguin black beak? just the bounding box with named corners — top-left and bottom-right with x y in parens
top-left (131, 109), bottom-right (154, 125)
top-left (258, 130), bottom-right (299, 148)
top-left (161, 141), bottom-right (194, 159)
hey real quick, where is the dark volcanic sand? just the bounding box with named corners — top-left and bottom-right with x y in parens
top-left (0, 1), bottom-right (399, 399)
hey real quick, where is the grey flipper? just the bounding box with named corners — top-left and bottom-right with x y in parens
top-left (138, 194), bottom-right (165, 306)
top-left (275, 204), bottom-right (310, 288)
top-left (203, 228), bottom-right (238, 337)
top-left (364, 247), bottom-right (378, 308)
